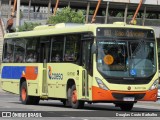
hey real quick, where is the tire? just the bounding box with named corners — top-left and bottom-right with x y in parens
top-left (70, 85), bottom-right (84, 109)
top-left (64, 87), bottom-right (72, 107)
top-left (118, 103), bottom-right (134, 111)
top-left (20, 81), bottom-right (40, 105)
top-left (32, 97), bottom-right (40, 105)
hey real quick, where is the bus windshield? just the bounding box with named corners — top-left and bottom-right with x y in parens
top-left (97, 39), bottom-right (156, 78)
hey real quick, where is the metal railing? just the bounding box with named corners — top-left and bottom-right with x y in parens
top-left (87, 15), bottom-right (160, 26)
top-left (1, 11), bottom-right (160, 26)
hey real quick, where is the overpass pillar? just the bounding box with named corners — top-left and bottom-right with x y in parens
top-left (86, 2), bottom-right (90, 23)
top-left (48, 0), bottom-right (51, 18)
top-left (124, 4), bottom-right (128, 24)
top-left (28, 0), bottom-right (31, 20)
top-left (105, 2), bottom-right (109, 24)
top-left (142, 6), bottom-right (146, 26)
top-left (8, 0), bottom-right (12, 19)
top-left (16, 0), bottom-right (21, 30)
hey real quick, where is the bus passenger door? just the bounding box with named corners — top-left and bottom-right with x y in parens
top-left (40, 41), bottom-right (50, 95)
top-left (82, 41), bottom-right (93, 99)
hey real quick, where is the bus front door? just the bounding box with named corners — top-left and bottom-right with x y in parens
top-left (82, 41), bottom-right (92, 99)
top-left (40, 40), bottom-right (50, 96)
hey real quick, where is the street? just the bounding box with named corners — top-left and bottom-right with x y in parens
top-left (0, 88), bottom-right (160, 120)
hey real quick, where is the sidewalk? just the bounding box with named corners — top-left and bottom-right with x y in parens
top-left (138, 100), bottom-right (160, 105)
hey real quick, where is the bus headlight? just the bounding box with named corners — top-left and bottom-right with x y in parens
top-left (149, 79), bottom-right (159, 90)
top-left (95, 77), bottom-right (109, 90)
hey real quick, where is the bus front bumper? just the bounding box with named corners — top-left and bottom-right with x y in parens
top-left (92, 86), bottom-right (158, 102)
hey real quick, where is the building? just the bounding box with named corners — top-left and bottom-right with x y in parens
top-left (0, 0), bottom-right (160, 62)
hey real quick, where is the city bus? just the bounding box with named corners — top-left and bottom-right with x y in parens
top-left (0, 22), bottom-right (159, 111)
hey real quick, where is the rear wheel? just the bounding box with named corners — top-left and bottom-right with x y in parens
top-left (20, 81), bottom-right (40, 105)
top-left (64, 87), bottom-right (72, 107)
top-left (70, 85), bottom-right (84, 109)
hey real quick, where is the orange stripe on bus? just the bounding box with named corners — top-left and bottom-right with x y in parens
top-left (141, 88), bottom-right (158, 101)
top-left (92, 86), bottom-right (116, 101)
top-left (22, 66), bottom-right (38, 80)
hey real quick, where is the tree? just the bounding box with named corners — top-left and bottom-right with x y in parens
top-left (47, 7), bottom-right (85, 24)
top-left (18, 22), bottom-right (41, 32)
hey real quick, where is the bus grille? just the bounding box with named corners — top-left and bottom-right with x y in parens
top-left (112, 93), bottom-right (145, 100)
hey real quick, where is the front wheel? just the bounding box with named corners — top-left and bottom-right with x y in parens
top-left (117, 103), bottom-right (134, 111)
top-left (70, 85), bottom-right (84, 109)
top-left (20, 81), bottom-right (39, 105)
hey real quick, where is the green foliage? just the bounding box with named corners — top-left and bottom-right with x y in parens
top-left (18, 22), bottom-right (41, 32)
top-left (47, 7), bottom-right (85, 24)
top-left (116, 12), bottom-right (123, 17)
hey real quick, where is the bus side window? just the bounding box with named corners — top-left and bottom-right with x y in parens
top-left (3, 39), bottom-right (14, 63)
top-left (26, 53), bottom-right (34, 62)
top-left (26, 38), bottom-right (38, 63)
top-left (14, 39), bottom-right (25, 63)
top-left (3, 53), bottom-right (13, 63)
top-left (64, 34), bottom-right (80, 62)
top-left (51, 36), bottom-right (64, 62)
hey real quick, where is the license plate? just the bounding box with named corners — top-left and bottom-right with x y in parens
top-left (123, 97), bottom-right (135, 101)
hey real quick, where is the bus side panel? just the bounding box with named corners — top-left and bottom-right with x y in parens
top-left (1, 63), bottom-right (42, 96)
top-left (27, 82), bottom-right (39, 96)
top-left (25, 65), bottom-right (39, 97)
top-left (2, 80), bottom-right (19, 94)
top-left (47, 63), bottom-right (80, 99)
top-left (1, 64), bottom-right (21, 94)
top-left (23, 64), bottom-right (43, 97)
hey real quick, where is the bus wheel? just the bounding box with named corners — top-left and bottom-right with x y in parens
top-left (118, 103), bottom-right (134, 111)
top-left (32, 97), bottom-right (40, 105)
top-left (70, 85), bottom-right (84, 109)
top-left (20, 81), bottom-right (39, 105)
top-left (65, 87), bottom-right (71, 107)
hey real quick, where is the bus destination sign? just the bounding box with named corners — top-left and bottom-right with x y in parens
top-left (97, 28), bottom-right (154, 39)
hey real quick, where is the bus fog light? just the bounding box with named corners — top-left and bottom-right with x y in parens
top-left (149, 79), bottom-right (159, 90)
top-left (95, 77), bottom-right (109, 90)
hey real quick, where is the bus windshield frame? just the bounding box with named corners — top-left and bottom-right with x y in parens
top-left (96, 28), bottom-right (157, 79)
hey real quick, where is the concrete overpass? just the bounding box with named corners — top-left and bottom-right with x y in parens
top-left (0, 0), bottom-right (160, 63)
top-left (0, 0), bottom-right (159, 37)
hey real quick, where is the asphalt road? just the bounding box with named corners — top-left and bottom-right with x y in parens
top-left (0, 89), bottom-right (160, 120)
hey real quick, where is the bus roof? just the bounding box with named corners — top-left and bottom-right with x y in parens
top-left (4, 22), bottom-right (154, 39)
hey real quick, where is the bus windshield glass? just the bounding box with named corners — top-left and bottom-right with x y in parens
top-left (96, 28), bottom-right (156, 78)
